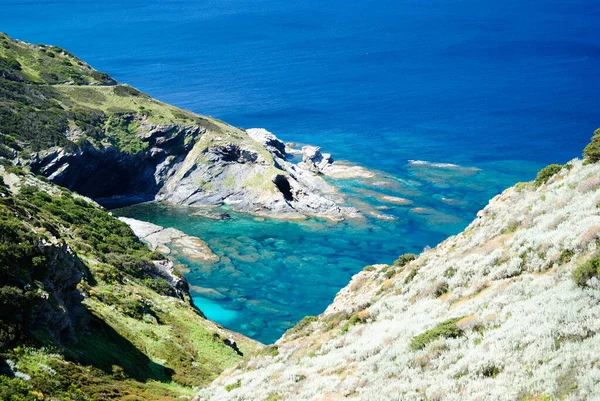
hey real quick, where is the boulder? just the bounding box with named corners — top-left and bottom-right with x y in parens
top-left (300, 146), bottom-right (334, 173)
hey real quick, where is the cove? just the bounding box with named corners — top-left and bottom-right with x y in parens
top-left (114, 158), bottom-right (540, 343)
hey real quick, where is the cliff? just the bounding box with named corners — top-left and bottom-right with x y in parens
top-left (0, 166), bottom-right (259, 400)
top-left (0, 33), bottom-right (356, 221)
top-left (196, 135), bottom-right (600, 401)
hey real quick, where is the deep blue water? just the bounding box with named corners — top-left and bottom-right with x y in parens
top-left (3, 0), bottom-right (598, 343)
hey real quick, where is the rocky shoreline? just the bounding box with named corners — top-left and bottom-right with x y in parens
top-left (118, 217), bottom-right (219, 262)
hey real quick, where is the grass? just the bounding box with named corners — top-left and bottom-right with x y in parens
top-left (55, 85), bottom-right (192, 126)
top-left (0, 169), bottom-right (259, 398)
top-left (256, 345), bottom-right (279, 357)
top-left (405, 268), bottom-right (418, 284)
top-left (242, 168), bottom-right (281, 192)
top-left (286, 315), bottom-right (317, 338)
top-left (0, 32), bottom-right (247, 160)
top-left (0, 34), bottom-right (114, 85)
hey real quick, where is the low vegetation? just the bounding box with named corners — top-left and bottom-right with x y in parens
top-left (583, 128), bottom-right (600, 163)
top-left (393, 253), bottom-right (417, 267)
top-left (0, 33), bottom-right (230, 159)
top-left (573, 254), bottom-right (600, 286)
top-left (0, 168), bottom-right (258, 399)
top-left (409, 317), bottom-right (465, 351)
top-left (533, 164), bottom-right (564, 187)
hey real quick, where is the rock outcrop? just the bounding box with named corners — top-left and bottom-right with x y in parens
top-left (118, 217), bottom-right (218, 262)
top-left (299, 145), bottom-right (375, 179)
top-left (27, 120), bottom-right (360, 220)
top-left (196, 158), bottom-right (600, 401)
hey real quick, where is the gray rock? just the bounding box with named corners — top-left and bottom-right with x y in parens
top-left (119, 217), bottom-right (219, 262)
top-left (27, 117), bottom-right (361, 220)
top-left (300, 145), bottom-right (334, 173)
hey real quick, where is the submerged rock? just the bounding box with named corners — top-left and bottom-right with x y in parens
top-left (380, 195), bottom-right (412, 205)
top-left (192, 209), bottom-right (231, 220)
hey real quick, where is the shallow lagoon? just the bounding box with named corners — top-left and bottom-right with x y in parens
top-left (114, 159), bottom-right (540, 343)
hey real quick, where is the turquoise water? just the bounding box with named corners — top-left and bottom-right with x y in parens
top-left (114, 160), bottom-right (540, 343)
top-left (4, 0), bottom-right (598, 342)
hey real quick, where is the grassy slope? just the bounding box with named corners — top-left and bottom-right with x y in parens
top-left (0, 32), bottom-right (281, 195)
top-left (0, 32), bottom-right (246, 154)
top-left (0, 165), bottom-right (259, 400)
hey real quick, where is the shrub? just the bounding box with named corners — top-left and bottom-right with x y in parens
top-left (394, 253), bottom-right (417, 267)
top-left (583, 128), bottom-right (600, 163)
top-left (113, 85), bottom-right (143, 97)
top-left (384, 269), bottom-right (397, 279)
top-left (443, 266), bottom-right (456, 278)
top-left (573, 254), bottom-right (600, 286)
top-left (258, 345), bottom-right (279, 357)
top-left (341, 310), bottom-right (370, 333)
top-left (502, 220), bottom-right (520, 234)
top-left (225, 380), bottom-right (241, 392)
top-left (409, 317), bottom-right (465, 351)
top-left (405, 268), bottom-right (418, 284)
top-left (557, 249), bottom-right (574, 265)
top-left (287, 315), bottom-right (317, 336)
top-left (142, 277), bottom-right (176, 297)
top-left (90, 71), bottom-right (115, 85)
top-left (534, 164), bottom-right (564, 187)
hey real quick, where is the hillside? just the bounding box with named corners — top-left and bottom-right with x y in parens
top-left (196, 132), bottom-right (600, 401)
top-left (0, 33), bottom-right (356, 220)
top-left (0, 165), bottom-right (259, 400)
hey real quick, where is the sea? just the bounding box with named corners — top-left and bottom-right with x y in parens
top-left (2, 0), bottom-right (598, 343)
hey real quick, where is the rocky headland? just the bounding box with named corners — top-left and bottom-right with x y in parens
top-left (0, 33), bottom-right (374, 222)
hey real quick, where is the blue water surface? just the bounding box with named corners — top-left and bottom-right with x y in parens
top-left (3, 0), bottom-right (598, 343)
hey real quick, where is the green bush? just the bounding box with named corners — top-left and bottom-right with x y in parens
top-left (90, 70), bottom-right (115, 85)
top-left (443, 267), bottom-right (456, 278)
top-left (573, 255), bottom-right (600, 286)
top-left (409, 317), bottom-right (465, 351)
top-left (583, 128), bottom-right (600, 163)
top-left (287, 315), bottom-right (317, 336)
top-left (341, 311), bottom-right (370, 333)
top-left (557, 249), bottom-right (575, 265)
top-left (113, 85), bottom-right (143, 97)
top-left (534, 164), bottom-right (564, 187)
top-left (142, 277), bottom-right (176, 297)
top-left (384, 269), bottom-right (397, 279)
top-left (404, 268), bottom-right (418, 284)
top-left (260, 345), bottom-right (279, 357)
top-left (394, 253), bottom-right (417, 267)
top-left (225, 380), bottom-right (241, 392)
